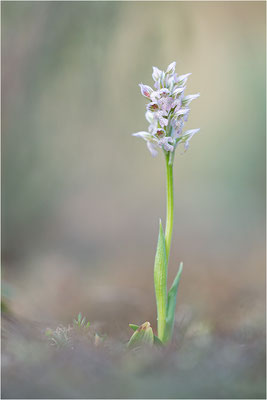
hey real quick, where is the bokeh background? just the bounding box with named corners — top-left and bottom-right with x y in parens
top-left (2, 1), bottom-right (266, 398)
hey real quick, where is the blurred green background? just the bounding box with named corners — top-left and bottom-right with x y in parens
top-left (2, 1), bottom-right (265, 339)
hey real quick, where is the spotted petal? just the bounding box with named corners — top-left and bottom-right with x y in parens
top-left (139, 83), bottom-right (153, 98)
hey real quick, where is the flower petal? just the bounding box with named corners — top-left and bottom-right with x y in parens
top-left (174, 108), bottom-right (190, 118)
top-left (182, 128), bottom-right (200, 138)
top-left (145, 111), bottom-right (154, 124)
top-left (139, 83), bottom-right (153, 98)
top-left (172, 87), bottom-right (185, 97)
top-left (146, 102), bottom-right (159, 112)
top-left (166, 61), bottom-right (176, 75)
top-left (181, 129), bottom-right (200, 150)
top-left (154, 80), bottom-right (161, 90)
top-left (158, 88), bottom-right (170, 97)
top-left (158, 116), bottom-right (169, 127)
top-left (158, 137), bottom-right (174, 152)
top-left (147, 141), bottom-right (158, 157)
top-left (132, 131), bottom-right (151, 141)
top-left (152, 66), bottom-right (162, 82)
top-left (176, 73), bottom-right (191, 87)
top-left (182, 93), bottom-right (200, 106)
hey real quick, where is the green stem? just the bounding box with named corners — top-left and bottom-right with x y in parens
top-left (165, 153), bottom-right (174, 260)
top-left (154, 152), bottom-right (174, 343)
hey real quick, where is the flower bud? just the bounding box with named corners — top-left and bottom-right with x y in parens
top-left (176, 73), bottom-right (192, 87)
top-left (152, 66), bottom-right (162, 81)
top-left (166, 61), bottom-right (176, 75)
top-left (139, 83), bottom-right (153, 98)
top-left (172, 87), bottom-right (185, 97)
top-left (127, 321), bottom-right (154, 349)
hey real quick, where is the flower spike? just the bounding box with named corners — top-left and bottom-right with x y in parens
top-left (132, 62), bottom-right (200, 159)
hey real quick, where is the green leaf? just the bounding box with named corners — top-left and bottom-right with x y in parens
top-left (153, 335), bottom-right (163, 346)
top-left (127, 322), bottom-right (154, 349)
top-left (129, 324), bottom-right (163, 346)
top-left (130, 323), bottom-right (163, 346)
top-left (129, 323), bottom-right (139, 331)
top-left (163, 262), bottom-right (183, 343)
top-left (154, 219), bottom-right (168, 341)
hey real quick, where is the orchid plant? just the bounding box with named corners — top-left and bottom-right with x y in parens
top-left (128, 62), bottom-right (200, 347)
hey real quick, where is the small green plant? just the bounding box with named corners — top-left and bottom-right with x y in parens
top-left (73, 312), bottom-right (91, 329)
top-left (129, 62), bottom-right (199, 347)
top-left (45, 325), bottom-right (72, 348)
top-left (45, 313), bottom-right (105, 349)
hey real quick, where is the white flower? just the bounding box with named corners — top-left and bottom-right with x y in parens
top-left (178, 129), bottom-right (200, 151)
top-left (139, 83), bottom-right (153, 99)
top-left (176, 73), bottom-right (192, 87)
top-left (132, 62), bottom-right (200, 157)
top-left (158, 136), bottom-right (174, 152)
top-left (132, 131), bottom-right (158, 157)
